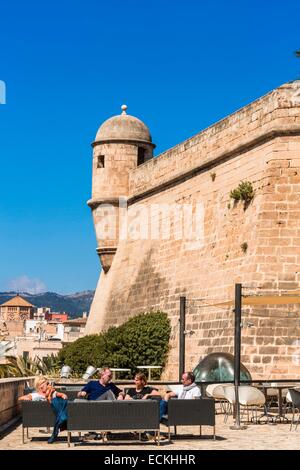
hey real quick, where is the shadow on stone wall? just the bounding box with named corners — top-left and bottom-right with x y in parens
top-left (105, 247), bottom-right (170, 326)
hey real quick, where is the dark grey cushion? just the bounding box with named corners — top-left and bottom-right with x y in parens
top-left (166, 398), bottom-right (215, 426)
top-left (67, 400), bottom-right (160, 431)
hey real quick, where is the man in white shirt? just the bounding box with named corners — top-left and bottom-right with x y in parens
top-left (160, 371), bottom-right (201, 418)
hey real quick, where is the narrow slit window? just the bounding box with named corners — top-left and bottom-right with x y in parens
top-left (137, 147), bottom-right (145, 166)
top-left (97, 155), bottom-right (105, 168)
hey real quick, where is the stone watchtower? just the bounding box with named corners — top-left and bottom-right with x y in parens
top-left (86, 106), bottom-right (155, 332)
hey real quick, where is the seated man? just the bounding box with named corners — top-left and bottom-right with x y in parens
top-left (77, 367), bottom-right (125, 401)
top-left (125, 373), bottom-right (161, 400)
top-left (77, 367), bottom-right (125, 442)
top-left (160, 371), bottom-right (201, 418)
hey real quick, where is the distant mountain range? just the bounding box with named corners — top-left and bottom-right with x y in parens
top-left (0, 290), bottom-right (95, 318)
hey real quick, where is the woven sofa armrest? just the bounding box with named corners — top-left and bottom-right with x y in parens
top-left (167, 398), bottom-right (215, 426)
top-left (21, 401), bottom-right (56, 427)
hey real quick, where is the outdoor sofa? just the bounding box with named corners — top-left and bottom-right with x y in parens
top-left (21, 395), bottom-right (216, 445)
top-left (20, 387), bottom-right (79, 443)
top-left (161, 397), bottom-right (216, 440)
top-left (21, 399), bottom-right (161, 446)
top-left (67, 400), bottom-right (161, 446)
top-left (21, 401), bottom-right (56, 444)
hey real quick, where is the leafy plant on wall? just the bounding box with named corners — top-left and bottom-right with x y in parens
top-left (230, 181), bottom-right (255, 209)
top-left (241, 242), bottom-right (248, 253)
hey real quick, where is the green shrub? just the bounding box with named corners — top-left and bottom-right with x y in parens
top-left (58, 311), bottom-right (171, 379)
top-left (0, 354), bottom-right (61, 378)
top-left (230, 188), bottom-right (242, 201)
top-left (230, 181), bottom-right (254, 206)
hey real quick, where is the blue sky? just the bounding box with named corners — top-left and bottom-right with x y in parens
top-left (0, 0), bottom-right (299, 294)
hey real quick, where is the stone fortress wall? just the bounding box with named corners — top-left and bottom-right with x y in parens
top-left (86, 82), bottom-right (300, 380)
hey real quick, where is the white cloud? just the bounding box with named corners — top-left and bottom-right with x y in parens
top-left (7, 275), bottom-right (47, 294)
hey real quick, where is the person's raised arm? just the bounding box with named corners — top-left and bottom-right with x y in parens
top-left (117, 391), bottom-right (125, 400)
top-left (55, 391), bottom-right (68, 400)
top-left (149, 388), bottom-right (161, 397)
top-left (78, 382), bottom-right (90, 398)
top-left (111, 383), bottom-right (125, 400)
top-left (164, 391), bottom-right (177, 401)
top-left (18, 393), bottom-right (33, 401)
top-left (142, 388), bottom-right (161, 400)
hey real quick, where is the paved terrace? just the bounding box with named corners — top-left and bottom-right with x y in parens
top-left (1, 414), bottom-right (300, 450)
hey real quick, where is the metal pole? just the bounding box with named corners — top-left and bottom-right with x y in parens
top-left (230, 283), bottom-right (247, 430)
top-left (179, 296), bottom-right (186, 381)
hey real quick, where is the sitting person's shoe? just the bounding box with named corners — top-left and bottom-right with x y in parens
top-left (83, 431), bottom-right (97, 440)
top-left (145, 432), bottom-right (159, 442)
top-left (98, 432), bottom-right (108, 442)
top-left (47, 435), bottom-right (57, 444)
top-left (146, 432), bottom-right (167, 442)
top-left (160, 415), bottom-right (168, 425)
top-left (48, 423), bottom-right (59, 444)
top-left (140, 431), bottom-right (163, 442)
top-left (59, 421), bottom-right (67, 432)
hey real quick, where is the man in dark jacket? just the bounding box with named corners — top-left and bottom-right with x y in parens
top-left (77, 367), bottom-right (125, 401)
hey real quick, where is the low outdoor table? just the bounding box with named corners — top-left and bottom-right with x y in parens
top-left (259, 382), bottom-right (296, 423)
top-left (110, 368), bottom-right (131, 380)
top-left (136, 366), bottom-right (162, 381)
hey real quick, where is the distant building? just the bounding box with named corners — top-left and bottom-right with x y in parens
top-left (0, 320), bottom-right (24, 339)
top-left (32, 307), bottom-right (51, 321)
top-left (48, 321), bottom-right (64, 340)
top-left (25, 319), bottom-right (47, 337)
top-left (0, 298), bottom-right (85, 359)
top-left (63, 317), bottom-right (87, 343)
top-left (0, 295), bottom-right (34, 321)
top-left (14, 337), bottom-right (63, 360)
top-left (45, 312), bottom-right (68, 322)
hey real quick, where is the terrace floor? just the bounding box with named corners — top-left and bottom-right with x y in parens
top-left (1, 413), bottom-right (300, 450)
